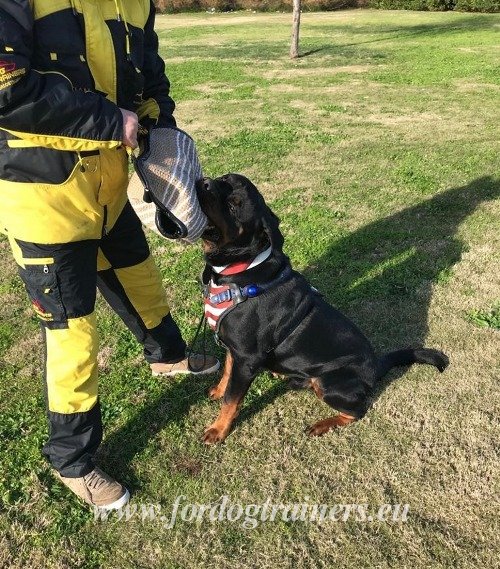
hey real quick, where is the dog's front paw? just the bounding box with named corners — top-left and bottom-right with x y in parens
top-left (208, 385), bottom-right (224, 401)
top-left (202, 424), bottom-right (227, 445)
top-left (306, 421), bottom-right (332, 437)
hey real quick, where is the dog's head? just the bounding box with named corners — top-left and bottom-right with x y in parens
top-left (196, 173), bottom-right (284, 265)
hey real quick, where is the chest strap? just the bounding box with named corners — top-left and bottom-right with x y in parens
top-left (203, 265), bottom-right (294, 341)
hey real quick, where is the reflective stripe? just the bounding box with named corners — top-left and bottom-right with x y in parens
top-left (45, 313), bottom-right (98, 414)
top-left (7, 139), bottom-right (42, 148)
top-left (1, 126), bottom-right (122, 153)
top-left (22, 257), bottom-right (55, 265)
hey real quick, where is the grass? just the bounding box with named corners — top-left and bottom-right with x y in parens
top-left (467, 304), bottom-right (500, 330)
top-left (1, 9), bottom-right (499, 568)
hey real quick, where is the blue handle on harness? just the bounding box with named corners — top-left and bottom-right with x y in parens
top-left (206, 266), bottom-right (293, 306)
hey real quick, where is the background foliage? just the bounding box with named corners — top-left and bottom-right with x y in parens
top-left (154, 0), bottom-right (499, 13)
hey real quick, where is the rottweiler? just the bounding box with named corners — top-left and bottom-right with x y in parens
top-left (196, 174), bottom-right (449, 444)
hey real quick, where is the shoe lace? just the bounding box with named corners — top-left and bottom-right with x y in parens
top-left (84, 469), bottom-right (108, 491)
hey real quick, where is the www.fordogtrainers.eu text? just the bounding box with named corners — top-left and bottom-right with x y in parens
top-left (94, 495), bottom-right (410, 529)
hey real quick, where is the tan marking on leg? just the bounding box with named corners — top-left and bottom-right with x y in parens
top-left (208, 351), bottom-right (233, 401)
top-left (306, 413), bottom-right (356, 436)
top-left (203, 399), bottom-right (240, 445)
top-left (309, 377), bottom-right (324, 400)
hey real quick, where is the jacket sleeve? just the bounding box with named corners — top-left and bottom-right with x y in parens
top-left (136, 1), bottom-right (176, 129)
top-left (0, 0), bottom-right (124, 152)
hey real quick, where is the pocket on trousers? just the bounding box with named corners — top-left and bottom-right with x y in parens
top-left (20, 260), bottom-right (68, 329)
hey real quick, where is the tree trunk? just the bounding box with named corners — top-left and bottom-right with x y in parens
top-left (290, 0), bottom-right (301, 59)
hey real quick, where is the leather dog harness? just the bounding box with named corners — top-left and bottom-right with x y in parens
top-left (203, 246), bottom-right (293, 336)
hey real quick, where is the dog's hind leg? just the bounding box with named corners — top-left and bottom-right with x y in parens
top-left (305, 378), bottom-right (356, 436)
top-left (208, 351), bottom-right (233, 401)
top-left (306, 414), bottom-right (356, 436)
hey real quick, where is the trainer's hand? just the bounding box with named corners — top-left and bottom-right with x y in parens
top-left (120, 108), bottom-right (139, 149)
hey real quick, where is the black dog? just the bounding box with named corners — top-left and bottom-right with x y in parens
top-left (197, 174), bottom-right (449, 444)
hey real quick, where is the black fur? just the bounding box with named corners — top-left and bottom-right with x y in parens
top-left (197, 174), bottom-right (450, 431)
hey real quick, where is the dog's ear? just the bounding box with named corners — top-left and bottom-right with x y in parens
top-left (262, 206), bottom-right (284, 251)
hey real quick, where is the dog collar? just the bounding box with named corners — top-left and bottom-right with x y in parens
top-left (211, 246), bottom-right (272, 275)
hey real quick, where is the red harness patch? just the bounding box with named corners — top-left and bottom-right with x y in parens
top-left (204, 282), bottom-right (235, 331)
top-left (203, 247), bottom-right (273, 333)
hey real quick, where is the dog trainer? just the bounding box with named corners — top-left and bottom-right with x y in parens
top-left (0, 0), bottom-right (218, 509)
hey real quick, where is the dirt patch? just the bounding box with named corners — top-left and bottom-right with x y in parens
top-left (192, 83), bottom-right (235, 95)
top-left (454, 80), bottom-right (500, 92)
top-left (164, 55), bottom-right (221, 64)
top-left (4, 334), bottom-right (43, 378)
top-left (155, 11), bottom-right (364, 30)
top-left (97, 345), bottom-right (114, 373)
top-left (171, 454), bottom-right (203, 477)
top-left (364, 112), bottom-right (443, 126)
top-left (262, 65), bottom-right (374, 81)
top-left (174, 98), bottom-right (244, 139)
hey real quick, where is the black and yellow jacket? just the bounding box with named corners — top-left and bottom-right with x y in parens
top-left (0, 0), bottom-right (175, 244)
top-left (0, 0), bottom-right (176, 244)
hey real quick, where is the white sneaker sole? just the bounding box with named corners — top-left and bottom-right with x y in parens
top-left (152, 360), bottom-right (221, 377)
top-left (98, 488), bottom-right (130, 511)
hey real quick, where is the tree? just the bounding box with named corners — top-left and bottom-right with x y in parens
top-left (290, 0), bottom-right (301, 59)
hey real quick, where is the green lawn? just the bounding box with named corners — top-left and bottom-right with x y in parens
top-left (1, 9), bottom-right (499, 568)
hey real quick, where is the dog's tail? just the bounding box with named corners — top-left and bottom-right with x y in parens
top-left (377, 348), bottom-right (449, 379)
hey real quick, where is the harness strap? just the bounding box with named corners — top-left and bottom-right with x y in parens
top-left (203, 265), bottom-right (295, 344)
top-left (205, 265), bottom-right (293, 306)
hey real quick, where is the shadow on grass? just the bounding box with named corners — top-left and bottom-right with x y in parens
top-left (297, 15), bottom-right (498, 57)
top-left (103, 176), bottom-right (499, 489)
top-left (303, 176), bottom-right (499, 405)
top-left (300, 48), bottom-right (326, 58)
top-left (99, 372), bottom-right (217, 491)
top-left (309, 14), bottom-right (499, 41)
